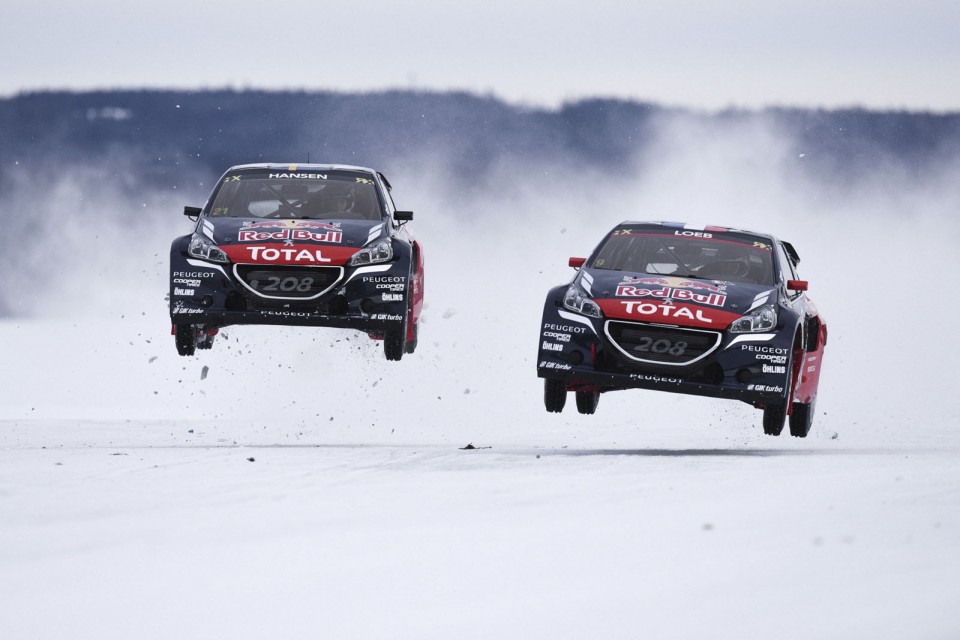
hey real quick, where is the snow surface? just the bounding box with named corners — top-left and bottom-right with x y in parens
top-left (3, 139), bottom-right (960, 638)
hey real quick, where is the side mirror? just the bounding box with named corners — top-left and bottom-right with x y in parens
top-left (787, 279), bottom-right (808, 292)
top-left (395, 211), bottom-right (414, 222)
top-left (184, 206), bottom-right (201, 217)
top-left (569, 257), bottom-right (586, 269)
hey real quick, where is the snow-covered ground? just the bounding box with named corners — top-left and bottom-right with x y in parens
top-left (3, 148), bottom-right (960, 638)
top-left (3, 413), bottom-right (958, 639)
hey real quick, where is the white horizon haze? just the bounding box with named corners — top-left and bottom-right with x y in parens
top-left (2, 0), bottom-right (959, 111)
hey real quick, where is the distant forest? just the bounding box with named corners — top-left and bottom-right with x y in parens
top-left (1, 89), bottom-right (959, 199)
top-left (1, 89), bottom-right (959, 318)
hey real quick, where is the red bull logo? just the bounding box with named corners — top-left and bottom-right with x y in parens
top-left (615, 285), bottom-right (727, 307)
top-left (237, 229), bottom-right (342, 243)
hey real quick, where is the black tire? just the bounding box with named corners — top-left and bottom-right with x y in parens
top-left (405, 252), bottom-right (421, 356)
top-left (385, 259), bottom-right (414, 361)
top-left (384, 328), bottom-right (405, 361)
top-left (762, 402), bottom-right (786, 436)
top-left (764, 340), bottom-right (801, 435)
top-left (575, 390), bottom-right (600, 415)
top-left (789, 395), bottom-right (816, 438)
top-left (196, 331), bottom-right (215, 350)
top-left (544, 378), bottom-right (567, 413)
top-left (404, 322), bottom-right (418, 354)
top-left (175, 324), bottom-right (196, 357)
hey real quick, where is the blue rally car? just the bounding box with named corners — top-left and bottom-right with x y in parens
top-left (169, 164), bottom-right (424, 361)
top-left (536, 222), bottom-right (827, 437)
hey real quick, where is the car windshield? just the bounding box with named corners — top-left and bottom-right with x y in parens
top-left (206, 170), bottom-right (384, 221)
top-left (590, 228), bottom-right (776, 286)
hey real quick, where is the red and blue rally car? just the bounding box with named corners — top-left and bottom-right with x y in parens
top-left (537, 222), bottom-right (827, 437)
top-left (169, 164), bottom-right (423, 361)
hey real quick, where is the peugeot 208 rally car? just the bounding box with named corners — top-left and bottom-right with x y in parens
top-left (537, 222), bottom-right (827, 437)
top-left (169, 164), bottom-right (424, 361)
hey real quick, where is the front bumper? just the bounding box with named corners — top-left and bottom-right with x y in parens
top-left (536, 292), bottom-right (794, 405)
top-left (169, 250), bottom-right (411, 333)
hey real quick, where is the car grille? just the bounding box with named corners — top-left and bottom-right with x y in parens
top-left (233, 265), bottom-right (343, 300)
top-left (604, 321), bottom-right (721, 367)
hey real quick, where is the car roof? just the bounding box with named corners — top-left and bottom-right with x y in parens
top-left (227, 163), bottom-right (378, 174)
top-left (615, 221), bottom-right (801, 263)
top-left (617, 220), bottom-right (777, 242)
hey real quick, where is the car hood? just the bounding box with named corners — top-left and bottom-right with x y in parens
top-left (582, 270), bottom-right (777, 330)
top-left (199, 217), bottom-right (388, 266)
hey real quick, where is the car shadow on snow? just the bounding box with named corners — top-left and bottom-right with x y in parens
top-left (521, 447), bottom-right (890, 458)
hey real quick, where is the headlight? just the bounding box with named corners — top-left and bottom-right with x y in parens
top-left (349, 238), bottom-right (393, 266)
top-left (729, 304), bottom-right (778, 333)
top-left (188, 234), bottom-right (229, 263)
top-left (563, 283), bottom-right (601, 318)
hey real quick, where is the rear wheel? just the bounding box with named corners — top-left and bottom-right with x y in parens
top-left (175, 324), bottom-right (196, 356)
top-left (762, 402), bottom-right (786, 436)
top-left (196, 330), bottom-right (216, 351)
top-left (544, 379), bottom-right (567, 413)
top-left (789, 394), bottom-right (816, 438)
top-left (575, 390), bottom-right (600, 415)
top-left (404, 322), bottom-right (419, 354)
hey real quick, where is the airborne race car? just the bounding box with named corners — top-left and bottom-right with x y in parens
top-left (170, 164), bottom-right (423, 361)
top-left (537, 222), bottom-right (827, 437)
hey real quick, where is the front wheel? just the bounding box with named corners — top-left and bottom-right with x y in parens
top-left (764, 341), bottom-right (801, 435)
top-left (385, 260), bottom-right (416, 361)
top-left (175, 324), bottom-right (197, 356)
top-left (789, 395), bottom-right (816, 438)
top-left (544, 379), bottom-right (567, 413)
top-left (575, 390), bottom-right (600, 415)
top-left (384, 327), bottom-right (405, 361)
top-left (762, 402), bottom-right (786, 436)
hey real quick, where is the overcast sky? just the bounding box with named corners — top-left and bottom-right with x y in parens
top-left (2, 0), bottom-right (958, 111)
